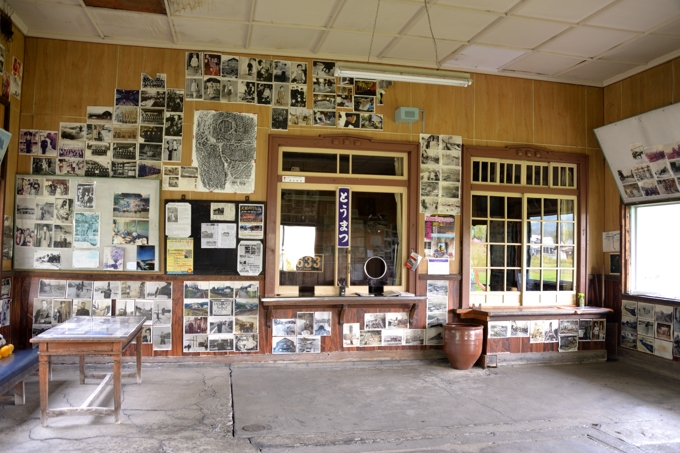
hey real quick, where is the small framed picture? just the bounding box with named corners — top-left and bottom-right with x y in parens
top-left (609, 253), bottom-right (621, 274)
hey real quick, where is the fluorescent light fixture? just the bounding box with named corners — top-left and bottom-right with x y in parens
top-left (334, 62), bottom-right (472, 87)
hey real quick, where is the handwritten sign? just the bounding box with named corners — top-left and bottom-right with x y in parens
top-left (337, 187), bottom-right (350, 248)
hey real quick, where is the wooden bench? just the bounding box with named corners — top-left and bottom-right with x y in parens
top-left (0, 349), bottom-right (39, 405)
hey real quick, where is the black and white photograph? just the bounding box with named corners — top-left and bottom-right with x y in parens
top-left (655, 339), bottom-right (673, 359)
top-left (256, 58), bottom-right (273, 82)
top-left (139, 143), bottom-right (162, 161)
top-left (239, 57), bottom-right (257, 80)
top-left (183, 334), bottom-right (208, 352)
top-left (559, 335), bottom-right (578, 352)
top-left (146, 281), bottom-right (172, 299)
top-left (93, 281), bottom-right (121, 300)
top-left (313, 77), bottom-right (335, 93)
top-left (184, 281), bottom-right (209, 299)
top-left (221, 79), bottom-right (238, 102)
top-left (510, 320), bottom-right (530, 337)
top-left (75, 182), bottom-right (95, 209)
top-left (38, 279), bottom-right (66, 298)
top-left (621, 331), bottom-right (637, 350)
top-left (112, 142), bottom-right (137, 160)
top-left (426, 280), bottom-right (448, 297)
top-left (675, 307), bottom-right (680, 333)
top-left (638, 319), bottom-right (654, 337)
top-left (1, 299), bottom-right (10, 326)
top-left (135, 300), bottom-right (153, 322)
top-left (138, 161), bottom-right (163, 179)
top-left (15, 221), bottom-right (35, 247)
top-left (559, 319), bottom-right (579, 336)
top-left (289, 108), bottom-right (313, 126)
top-left (16, 199), bottom-right (35, 220)
top-left (256, 82), bottom-right (272, 105)
top-left (364, 313), bottom-right (386, 330)
top-left (273, 60), bottom-right (291, 83)
top-left (34, 198), bottom-right (54, 222)
top-left (342, 323), bottom-right (360, 346)
top-left (382, 330), bottom-right (404, 346)
top-left (121, 281), bottom-right (146, 299)
top-left (19, 129), bottom-right (39, 155)
top-left (272, 336), bottom-right (296, 354)
top-left (112, 124), bottom-right (138, 142)
top-left (221, 55), bottom-right (239, 78)
top-left (290, 85), bottom-right (307, 107)
top-left (33, 223), bottom-right (53, 247)
top-left (114, 105), bottom-right (139, 124)
top-left (92, 299), bottom-right (112, 317)
top-left (426, 326), bottom-right (443, 345)
top-left (60, 122), bottom-right (86, 141)
top-left (655, 305), bottom-right (672, 323)
top-left (186, 52), bottom-right (202, 76)
top-left (58, 139), bottom-right (84, 158)
top-left (355, 79), bottom-right (377, 96)
top-left (84, 158), bottom-right (111, 177)
top-left (186, 77), bottom-right (203, 100)
top-left (53, 224), bottom-right (72, 248)
top-left (273, 83), bottom-right (289, 107)
top-left (1, 278), bottom-right (10, 299)
top-left (359, 330), bottom-right (382, 347)
top-left (638, 302), bottom-right (654, 320)
top-left (235, 300), bottom-right (258, 317)
top-left (140, 108), bottom-right (164, 126)
top-left (52, 299), bottom-right (72, 325)
top-left (592, 320), bottom-right (605, 341)
top-left (312, 60), bottom-right (334, 77)
top-left (86, 123), bottom-right (113, 142)
top-left (33, 298), bottom-right (53, 325)
top-left (313, 110), bottom-right (335, 126)
top-left (529, 321), bottom-right (544, 343)
top-left (353, 95), bottom-right (374, 112)
top-left (31, 157), bottom-right (56, 175)
top-left (165, 113), bottom-right (183, 138)
top-left (296, 312), bottom-right (314, 336)
top-left (313, 93), bottom-right (335, 110)
top-left (210, 299), bottom-right (232, 317)
top-left (66, 280), bottom-right (93, 299)
top-left (404, 329), bottom-right (425, 345)
top-left (271, 108), bottom-right (288, 131)
top-left (313, 311), bottom-right (331, 336)
top-left (153, 325), bottom-right (172, 350)
top-left (337, 112), bottom-right (359, 128)
top-left (427, 298), bottom-right (447, 313)
top-left (385, 312), bottom-right (409, 329)
top-left (578, 319), bottom-right (592, 340)
top-left (208, 335), bottom-right (233, 352)
top-left (238, 80), bottom-right (255, 103)
top-left (290, 62), bottom-right (307, 84)
top-left (235, 316), bottom-right (257, 334)
top-left (139, 125), bottom-right (163, 144)
top-left (34, 250), bottom-right (61, 269)
top-left (655, 321), bottom-right (672, 341)
top-left (203, 77), bottom-right (221, 101)
top-left (542, 320), bottom-right (559, 342)
top-left (152, 300), bottom-right (172, 324)
top-left (234, 333), bottom-right (258, 352)
top-left (360, 114), bottom-right (383, 130)
top-left (339, 77), bottom-right (354, 86)
top-left (166, 88), bottom-right (184, 112)
top-left (86, 142), bottom-right (111, 158)
top-left (141, 72), bottom-right (166, 89)
top-left (622, 300), bottom-right (637, 317)
top-left (621, 315), bottom-right (637, 335)
top-left (163, 137), bottom-right (182, 162)
top-left (209, 317), bottom-right (232, 334)
top-left (488, 321), bottom-right (509, 338)
top-left (427, 312), bottom-right (446, 328)
top-left (273, 318), bottom-right (296, 337)
top-left (115, 89), bottom-right (140, 107)
top-left (674, 333), bottom-right (680, 358)
top-left (57, 158), bottom-right (85, 176)
top-left (638, 336), bottom-right (654, 354)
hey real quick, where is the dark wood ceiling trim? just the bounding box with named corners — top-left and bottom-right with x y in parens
top-left (83, 0), bottom-right (167, 15)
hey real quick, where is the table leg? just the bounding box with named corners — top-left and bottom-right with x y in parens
top-left (79, 355), bottom-right (85, 384)
top-left (136, 331), bottom-right (142, 384)
top-left (38, 354), bottom-right (49, 427)
top-left (113, 354), bottom-right (121, 424)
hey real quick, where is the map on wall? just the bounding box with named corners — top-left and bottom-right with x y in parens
top-left (192, 111), bottom-right (257, 193)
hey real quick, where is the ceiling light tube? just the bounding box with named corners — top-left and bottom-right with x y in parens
top-left (334, 62), bottom-right (472, 87)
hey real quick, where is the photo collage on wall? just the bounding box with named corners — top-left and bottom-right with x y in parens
top-left (488, 318), bottom-right (606, 352)
top-left (183, 280), bottom-right (259, 353)
top-left (620, 300), bottom-right (678, 360)
top-left (419, 134), bottom-right (462, 215)
top-left (31, 279), bottom-right (173, 351)
top-left (0, 278), bottom-right (10, 327)
top-left (23, 72), bottom-right (187, 183)
top-left (272, 311), bottom-right (332, 353)
top-left (618, 142), bottom-right (680, 200)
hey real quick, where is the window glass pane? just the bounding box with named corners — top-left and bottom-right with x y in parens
top-left (567, 167), bottom-right (575, 187)
top-left (542, 167), bottom-right (549, 186)
top-left (353, 155), bottom-right (403, 176)
top-left (544, 199), bottom-right (558, 219)
top-left (507, 269), bottom-right (519, 290)
top-left (507, 221), bottom-right (521, 243)
top-left (506, 164), bottom-right (513, 184)
top-left (282, 152), bottom-right (337, 173)
top-left (489, 162), bottom-right (497, 183)
top-left (507, 245), bottom-right (521, 267)
top-left (490, 196), bottom-right (505, 218)
top-left (526, 165), bottom-right (533, 185)
top-left (552, 166), bottom-right (559, 186)
top-left (560, 199), bottom-right (574, 221)
top-left (471, 241), bottom-right (487, 267)
top-left (471, 220), bottom-right (488, 242)
top-left (542, 269), bottom-right (557, 291)
top-left (560, 223), bottom-right (574, 245)
top-left (514, 165), bottom-right (521, 185)
top-left (499, 163), bottom-right (506, 184)
top-left (526, 270), bottom-right (540, 291)
top-left (527, 198), bottom-right (541, 219)
top-left (481, 161), bottom-right (489, 182)
top-left (490, 245), bottom-right (505, 267)
top-left (560, 269), bottom-right (574, 291)
top-left (560, 167), bottom-right (567, 187)
top-left (559, 247), bottom-right (574, 268)
top-left (339, 154), bottom-right (350, 174)
top-left (543, 222), bottom-right (557, 247)
top-left (471, 268), bottom-right (486, 291)
top-left (490, 269), bottom-right (505, 291)
top-left (489, 221), bottom-right (505, 242)
top-left (507, 197), bottom-right (522, 219)
top-left (526, 244), bottom-right (540, 268)
top-left (472, 161), bottom-right (480, 182)
top-left (472, 195), bottom-right (487, 218)
top-left (527, 221), bottom-right (540, 244)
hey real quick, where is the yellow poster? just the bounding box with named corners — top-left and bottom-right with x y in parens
top-left (167, 237), bottom-right (193, 274)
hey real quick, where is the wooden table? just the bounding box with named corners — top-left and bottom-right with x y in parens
top-left (30, 316), bottom-right (146, 426)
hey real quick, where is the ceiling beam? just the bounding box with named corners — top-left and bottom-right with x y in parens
top-left (77, 0), bottom-right (105, 39)
top-left (163, 0), bottom-right (178, 45)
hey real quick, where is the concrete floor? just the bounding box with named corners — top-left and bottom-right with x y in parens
top-left (0, 358), bottom-right (679, 453)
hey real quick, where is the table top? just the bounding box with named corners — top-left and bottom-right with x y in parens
top-left (30, 316), bottom-right (147, 342)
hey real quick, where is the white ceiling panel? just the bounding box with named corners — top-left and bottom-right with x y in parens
top-left (173, 17), bottom-right (248, 48)
top-left (30, 0), bottom-right (81, 5)
top-left (318, 30), bottom-right (394, 59)
top-left (539, 27), bottom-right (636, 58)
top-left (585, 0), bottom-right (680, 32)
top-left (477, 17), bottom-right (571, 49)
top-left (254, 0), bottom-right (336, 27)
top-left (560, 60), bottom-right (639, 82)
top-left (383, 36), bottom-right (462, 64)
top-left (434, 0), bottom-right (520, 13)
top-left (92, 9), bottom-right (173, 43)
top-left (332, 0), bottom-right (419, 34)
top-left (249, 24), bottom-right (323, 53)
top-left (514, 0), bottom-right (615, 23)
top-left (503, 52), bottom-right (584, 75)
top-left (442, 44), bottom-right (526, 71)
top-left (651, 16), bottom-right (680, 37)
top-left (600, 35), bottom-right (680, 63)
top-left (168, 0), bottom-right (253, 21)
top-left (8, 1), bottom-right (98, 38)
top-left (407, 5), bottom-right (499, 42)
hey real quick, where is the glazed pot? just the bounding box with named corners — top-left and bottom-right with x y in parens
top-left (442, 323), bottom-right (484, 370)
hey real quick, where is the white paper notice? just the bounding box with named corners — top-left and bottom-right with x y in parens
top-left (238, 240), bottom-right (263, 276)
top-left (602, 231), bottom-right (621, 252)
top-left (211, 202), bottom-right (235, 221)
top-left (427, 258), bottom-right (449, 275)
top-left (201, 223), bottom-right (218, 248)
top-left (218, 223), bottom-right (236, 248)
top-left (166, 202), bottom-right (192, 237)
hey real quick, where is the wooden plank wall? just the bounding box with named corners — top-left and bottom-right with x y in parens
top-left (5, 37), bottom-right (622, 357)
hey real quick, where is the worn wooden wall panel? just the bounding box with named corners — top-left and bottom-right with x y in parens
top-left (116, 46), bottom-right (185, 90)
top-left (603, 82), bottom-right (622, 124)
top-left (380, 81), bottom-right (414, 135)
top-left (411, 81), bottom-right (474, 138)
top-left (533, 81), bottom-right (586, 148)
top-left (474, 74), bottom-right (533, 144)
top-left (586, 148), bottom-right (605, 272)
top-left (621, 62), bottom-right (673, 119)
top-left (586, 86), bottom-right (604, 149)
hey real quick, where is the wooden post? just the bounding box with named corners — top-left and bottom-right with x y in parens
top-left (136, 331), bottom-right (142, 384)
top-left (38, 351), bottom-right (49, 427)
top-left (113, 354), bottom-right (121, 423)
top-left (79, 355), bottom-right (85, 384)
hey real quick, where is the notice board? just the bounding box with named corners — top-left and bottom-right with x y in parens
top-left (163, 199), bottom-right (265, 276)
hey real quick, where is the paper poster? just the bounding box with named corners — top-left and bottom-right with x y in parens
top-left (72, 249), bottom-right (99, 268)
top-left (165, 202), bottom-right (191, 237)
top-left (419, 133), bottom-right (462, 215)
top-left (239, 203), bottom-right (264, 239)
top-left (427, 258), bottom-right (449, 275)
top-left (201, 223), bottom-right (217, 248)
top-left (602, 231), bottom-right (620, 252)
top-left (238, 240), bottom-right (263, 276)
top-left (167, 237), bottom-right (194, 274)
top-left (218, 223), bottom-right (236, 248)
top-left (210, 202), bottom-right (235, 221)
